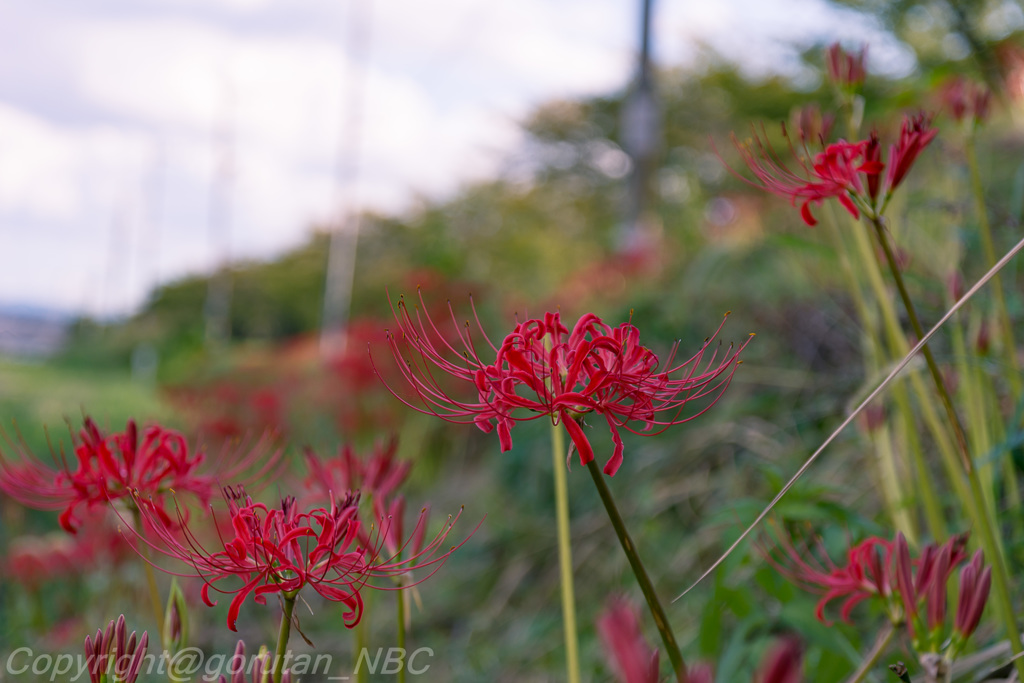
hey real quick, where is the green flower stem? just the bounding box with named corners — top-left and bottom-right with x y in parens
top-left (273, 593), bottom-right (296, 683)
top-left (841, 210), bottom-right (950, 539)
top-left (950, 315), bottom-right (997, 517)
top-left (966, 134), bottom-right (1022, 400)
top-left (848, 213), bottom-right (966, 530)
top-left (894, 382), bottom-right (947, 541)
top-left (827, 209), bottom-right (916, 539)
top-left (844, 623), bottom-right (895, 683)
top-left (870, 424), bottom-right (917, 544)
top-left (551, 423), bottom-right (581, 683)
top-left (869, 215), bottom-right (1024, 683)
top-left (965, 130), bottom-right (1024, 549)
top-left (585, 458), bottom-right (685, 682)
top-left (826, 209), bottom-right (944, 540)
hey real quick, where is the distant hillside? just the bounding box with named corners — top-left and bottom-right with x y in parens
top-left (0, 309), bottom-right (69, 357)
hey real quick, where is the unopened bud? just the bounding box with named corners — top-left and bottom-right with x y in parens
top-left (975, 321), bottom-right (991, 355)
top-left (948, 271), bottom-right (965, 303)
top-left (163, 577), bottom-right (189, 653)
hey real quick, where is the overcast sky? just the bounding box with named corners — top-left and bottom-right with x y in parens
top-left (0, 0), bottom-right (913, 317)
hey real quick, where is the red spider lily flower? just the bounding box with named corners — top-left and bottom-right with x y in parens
top-left (378, 291), bottom-right (750, 475)
top-left (0, 417), bottom-right (283, 533)
top-left (127, 486), bottom-right (472, 632)
top-left (83, 615), bottom-right (149, 683)
top-left (885, 113), bottom-right (938, 197)
top-left (728, 130), bottom-right (881, 226)
top-left (825, 43), bottom-right (867, 91)
top-left (726, 113), bottom-right (934, 227)
top-left (758, 637), bottom-right (803, 683)
top-left (763, 528), bottom-right (894, 624)
top-left (939, 76), bottom-right (992, 126)
top-left (597, 597), bottom-right (661, 683)
top-left (304, 437), bottom-right (410, 501)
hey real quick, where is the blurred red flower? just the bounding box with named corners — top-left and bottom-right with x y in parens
top-left (304, 436), bottom-right (410, 502)
top-left (727, 113), bottom-right (935, 227)
top-left (764, 529), bottom-right (894, 624)
top-left (0, 417), bottom-right (282, 533)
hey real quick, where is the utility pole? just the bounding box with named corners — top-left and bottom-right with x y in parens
top-left (321, 0), bottom-right (373, 357)
top-left (619, 0), bottom-right (661, 254)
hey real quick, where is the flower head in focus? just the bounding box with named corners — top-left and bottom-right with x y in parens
top-left (127, 485), bottom-right (472, 631)
top-left (377, 291), bottom-right (751, 475)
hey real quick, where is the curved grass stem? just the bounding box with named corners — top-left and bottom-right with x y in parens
top-left (673, 234), bottom-right (1024, 605)
top-left (869, 215), bottom-right (1024, 683)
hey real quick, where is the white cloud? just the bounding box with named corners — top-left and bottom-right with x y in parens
top-left (0, 104), bottom-right (81, 220)
top-left (658, 0), bottom-right (915, 79)
top-left (0, 0), bottom-right (910, 316)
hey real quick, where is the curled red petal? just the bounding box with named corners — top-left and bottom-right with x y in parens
top-left (561, 412), bottom-right (594, 466)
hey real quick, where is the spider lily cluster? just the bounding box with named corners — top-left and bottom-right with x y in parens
top-left (769, 529), bottom-right (991, 665)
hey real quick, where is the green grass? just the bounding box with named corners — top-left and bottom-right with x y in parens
top-left (0, 357), bottom-right (176, 453)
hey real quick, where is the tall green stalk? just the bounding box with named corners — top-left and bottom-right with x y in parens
top-left (868, 215), bottom-right (1024, 682)
top-left (550, 423), bottom-right (581, 683)
top-left (585, 458), bottom-right (686, 682)
top-left (966, 134), bottom-right (1022, 400)
top-left (838, 210), bottom-right (950, 539)
top-left (274, 594), bottom-right (297, 683)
